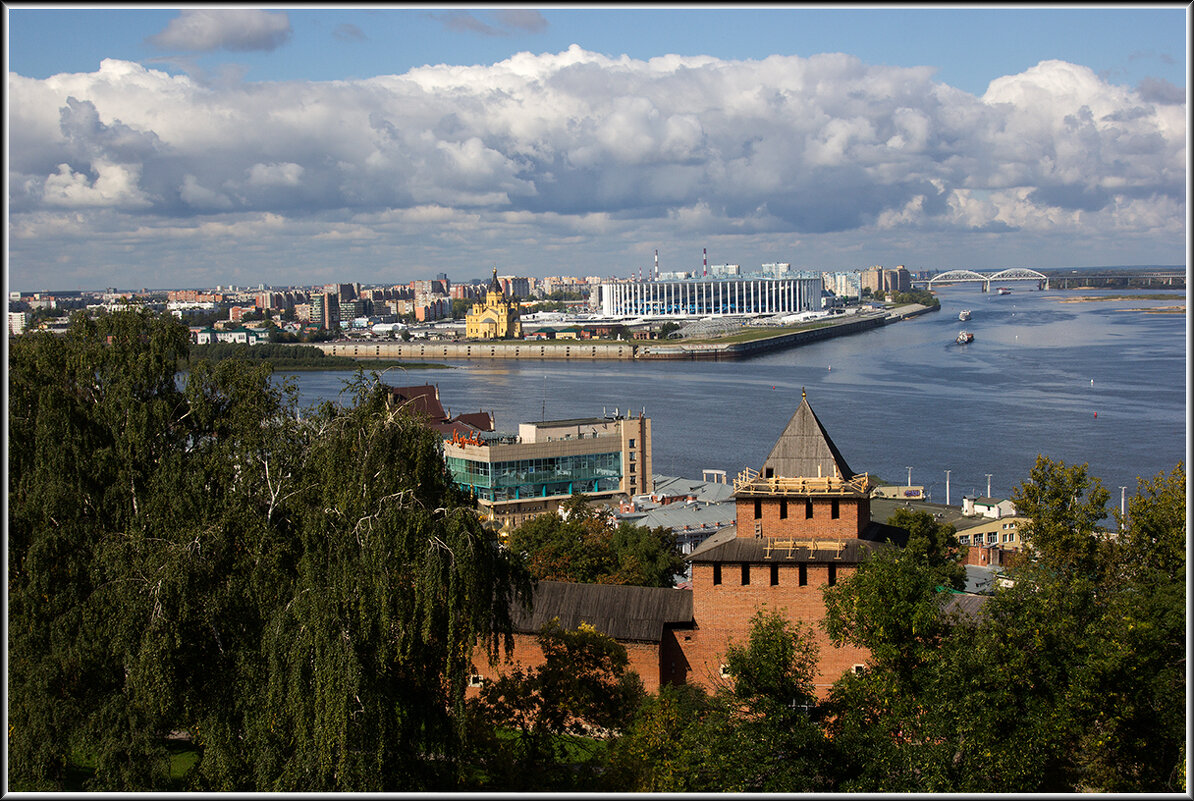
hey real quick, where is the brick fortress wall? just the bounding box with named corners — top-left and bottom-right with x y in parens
top-left (681, 560), bottom-right (869, 696)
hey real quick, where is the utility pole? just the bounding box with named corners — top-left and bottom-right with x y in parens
top-left (985, 473), bottom-right (993, 498)
top-left (945, 469), bottom-right (952, 507)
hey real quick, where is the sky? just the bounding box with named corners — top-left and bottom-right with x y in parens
top-left (5, 5), bottom-right (1189, 292)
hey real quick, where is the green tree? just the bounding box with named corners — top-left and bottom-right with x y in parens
top-left (1065, 463), bottom-right (1186, 791)
top-left (451, 298), bottom-right (473, 319)
top-left (605, 683), bottom-right (710, 792)
top-left (1012, 455), bottom-right (1111, 576)
top-left (657, 321), bottom-right (682, 339)
top-left (9, 309), bottom-right (197, 790)
top-left (466, 620), bottom-right (643, 790)
top-left (823, 458), bottom-right (1186, 793)
top-left (506, 496), bottom-right (684, 587)
top-left (649, 609), bottom-right (834, 792)
top-left (886, 506), bottom-right (966, 590)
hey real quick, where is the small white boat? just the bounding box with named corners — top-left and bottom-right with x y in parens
top-left (956, 331), bottom-right (974, 344)
top-left (997, 287), bottom-right (1012, 295)
top-left (958, 309), bottom-right (971, 321)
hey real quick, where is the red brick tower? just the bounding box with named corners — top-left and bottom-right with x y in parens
top-left (680, 390), bottom-right (904, 695)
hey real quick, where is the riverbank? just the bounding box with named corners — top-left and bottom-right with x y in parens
top-left (308, 304), bottom-right (938, 362)
top-left (188, 342), bottom-right (450, 371)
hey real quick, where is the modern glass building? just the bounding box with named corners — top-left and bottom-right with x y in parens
top-left (597, 274), bottom-right (822, 318)
top-left (444, 451), bottom-right (623, 502)
top-left (443, 415), bottom-right (652, 529)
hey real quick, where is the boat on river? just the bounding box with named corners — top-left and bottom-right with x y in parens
top-left (958, 309), bottom-right (972, 321)
top-left (956, 331), bottom-right (974, 344)
top-left (997, 287), bottom-right (1012, 295)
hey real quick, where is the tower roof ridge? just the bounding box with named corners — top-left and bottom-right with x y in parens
top-left (760, 394), bottom-right (855, 480)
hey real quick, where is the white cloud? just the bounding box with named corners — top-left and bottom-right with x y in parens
top-left (146, 10), bottom-right (292, 53)
top-left (6, 48), bottom-right (1185, 288)
top-left (42, 161), bottom-right (153, 209)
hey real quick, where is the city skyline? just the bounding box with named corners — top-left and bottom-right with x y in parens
top-left (6, 5), bottom-right (1188, 292)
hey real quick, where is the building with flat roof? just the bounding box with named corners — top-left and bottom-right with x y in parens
top-left (597, 273), bottom-right (822, 318)
top-left (443, 413), bottom-right (651, 529)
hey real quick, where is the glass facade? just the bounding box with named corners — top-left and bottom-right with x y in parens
top-left (446, 451), bottom-right (623, 502)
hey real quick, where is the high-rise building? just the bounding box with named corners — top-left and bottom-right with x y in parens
top-left (310, 293), bottom-right (340, 330)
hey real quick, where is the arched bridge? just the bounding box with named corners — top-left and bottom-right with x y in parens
top-left (926, 268), bottom-right (1049, 291)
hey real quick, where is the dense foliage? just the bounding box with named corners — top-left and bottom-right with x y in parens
top-left (820, 457), bottom-right (1185, 792)
top-left (889, 288), bottom-right (940, 307)
top-left (463, 620), bottom-right (644, 790)
top-left (187, 341), bottom-right (441, 371)
top-left (9, 310), bottom-right (528, 791)
top-left (610, 609), bottom-right (834, 792)
top-left (506, 495), bottom-right (686, 587)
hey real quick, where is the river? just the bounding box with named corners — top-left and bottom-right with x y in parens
top-left (278, 284), bottom-right (1186, 504)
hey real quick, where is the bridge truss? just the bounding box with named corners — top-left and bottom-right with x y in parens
top-left (927, 267), bottom-right (1048, 291)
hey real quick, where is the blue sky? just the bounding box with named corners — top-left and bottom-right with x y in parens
top-left (6, 6), bottom-right (1188, 291)
top-left (9, 7), bottom-right (1186, 97)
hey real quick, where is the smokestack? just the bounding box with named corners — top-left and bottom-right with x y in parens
top-left (703, 247), bottom-right (708, 277)
top-left (654, 249), bottom-right (658, 281)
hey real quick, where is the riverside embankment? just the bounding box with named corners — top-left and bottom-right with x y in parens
top-left (309, 304), bottom-right (936, 362)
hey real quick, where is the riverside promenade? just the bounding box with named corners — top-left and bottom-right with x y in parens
top-left (311, 304), bottom-right (936, 362)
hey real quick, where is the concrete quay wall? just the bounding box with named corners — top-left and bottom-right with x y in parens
top-left (309, 305), bottom-right (937, 363)
top-left (315, 340), bottom-right (636, 361)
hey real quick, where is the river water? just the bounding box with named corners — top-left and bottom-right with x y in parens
top-left (279, 284), bottom-right (1186, 504)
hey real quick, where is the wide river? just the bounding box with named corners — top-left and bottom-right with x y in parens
top-left (279, 284), bottom-right (1186, 504)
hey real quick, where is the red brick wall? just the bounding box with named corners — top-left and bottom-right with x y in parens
top-left (469, 632), bottom-right (667, 694)
top-left (735, 496), bottom-right (869, 539)
top-left (685, 560), bottom-right (870, 696)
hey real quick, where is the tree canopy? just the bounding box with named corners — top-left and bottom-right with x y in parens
top-left (506, 495), bottom-right (686, 587)
top-left (820, 457), bottom-right (1186, 793)
top-left (8, 309), bottom-right (529, 791)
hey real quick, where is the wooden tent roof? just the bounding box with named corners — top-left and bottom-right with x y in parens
top-left (511, 580), bottom-right (693, 643)
top-left (760, 391), bottom-right (855, 480)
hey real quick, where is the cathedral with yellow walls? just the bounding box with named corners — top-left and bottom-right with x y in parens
top-left (465, 268), bottom-right (523, 339)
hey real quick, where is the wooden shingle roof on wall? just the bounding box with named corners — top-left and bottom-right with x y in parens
top-left (687, 535), bottom-right (893, 565)
top-left (760, 394), bottom-right (855, 480)
top-left (512, 580), bottom-right (694, 643)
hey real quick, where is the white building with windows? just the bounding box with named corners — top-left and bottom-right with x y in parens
top-left (597, 274), bottom-right (822, 318)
